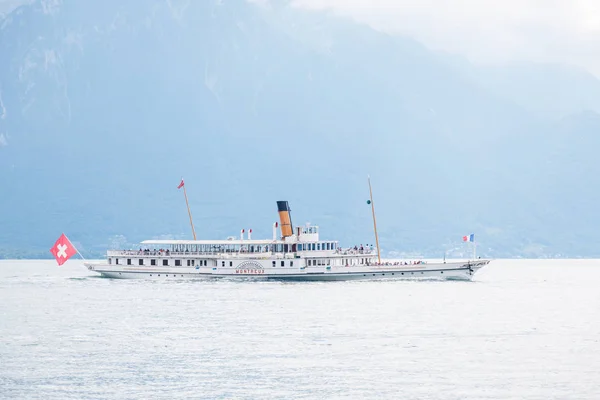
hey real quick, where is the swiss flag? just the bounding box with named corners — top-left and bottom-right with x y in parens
top-left (50, 233), bottom-right (77, 266)
top-left (177, 179), bottom-right (184, 189)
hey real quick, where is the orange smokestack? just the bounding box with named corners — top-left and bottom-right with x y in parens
top-left (276, 201), bottom-right (293, 238)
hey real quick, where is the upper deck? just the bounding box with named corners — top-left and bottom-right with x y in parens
top-left (106, 201), bottom-right (376, 260)
top-left (106, 238), bottom-right (374, 258)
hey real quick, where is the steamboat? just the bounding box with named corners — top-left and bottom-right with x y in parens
top-left (84, 197), bottom-right (490, 281)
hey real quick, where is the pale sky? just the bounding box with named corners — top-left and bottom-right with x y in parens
top-left (291, 0), bottom-right (600, 76)
top-left (2, 0), bottom-right (599, 76)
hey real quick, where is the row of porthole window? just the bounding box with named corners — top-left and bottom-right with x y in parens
top-left (361, 271), bottom-right (445, 276)
top-left (117, 273), bottom-right (187, 277)
top-left (273, 260), bottom-right (293, 267)
top-left (217, 261), bottom-right (294, 267)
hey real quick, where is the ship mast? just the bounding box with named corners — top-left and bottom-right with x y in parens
top-left (367, 175), bottom-right (381, 264)
top-left (178, 178), bottom-right (197, 240)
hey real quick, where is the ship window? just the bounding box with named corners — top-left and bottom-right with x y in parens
top-left (281, 261), bottom-right (284, 267)
top-left (272, 261), bottom-right (276, 267)
top-left (175, 260), bottom-right (181, 266)
top-left (108, 258), bottom-right (112, 265)
top-left (204, 260), bottom-right (207, 266)
top-left (222, 261), bottom-right (225, 267)
top-left (298, 244), bottom-right (302, 251)
top-left (290, 261), bottom-right (293, 267)
top-left (127, 259), bottom-right (131, 265)
top-left (151, 259), bottom-right (156, 266)
top-left (163, 259), bottom-right (168, 266)
top-left (115, 258), bottom-right (119, 264)
top-left (191, 260), bottom-right (195, 266)
top-left (312, 243), bottom-right (316, 251)
top-left (139, 259), bottom-right (143, 266)
top-left (230, 261), bottom-right (233, 267)
top-left (326, 243), bottom-right (330, 250)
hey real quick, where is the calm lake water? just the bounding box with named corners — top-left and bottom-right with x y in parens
top-left (1, 259), bottom-right (599, 399)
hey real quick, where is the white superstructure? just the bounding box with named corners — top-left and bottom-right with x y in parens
top-left (84, 201), bottom-right (490, 281)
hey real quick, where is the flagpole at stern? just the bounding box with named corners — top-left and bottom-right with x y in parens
top-left (180, 178), bottom-right (197, 240)
top-left (368, 175), bottom-right (382, 265)
top-left (64, 234), bottom-right (86, 261)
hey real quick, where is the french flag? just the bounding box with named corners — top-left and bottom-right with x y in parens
top-left (463, 233), bottom-right (475, 242)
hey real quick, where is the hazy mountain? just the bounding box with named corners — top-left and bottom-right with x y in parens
top-left (1, 0), bottom-right (598, 259)
top-left (440, 53), bottom-right (600, 120)
top-left (475, 64), bottom-right (600, 121)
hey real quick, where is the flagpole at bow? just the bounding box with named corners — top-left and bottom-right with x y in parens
top-left (367, 175), bottom-right (382, 265)
top-left (462, 233), bottom-right (476, 260)
top-left (178, 178), bottom-right (197, 240)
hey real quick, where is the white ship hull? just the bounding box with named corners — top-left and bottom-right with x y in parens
top-left (83, 199), bottom-right (491, 282)
top-left (85, 260), bottom-right (489, 281)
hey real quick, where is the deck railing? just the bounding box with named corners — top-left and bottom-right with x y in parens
top-left (106, 248), bottom-right (374, 257)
